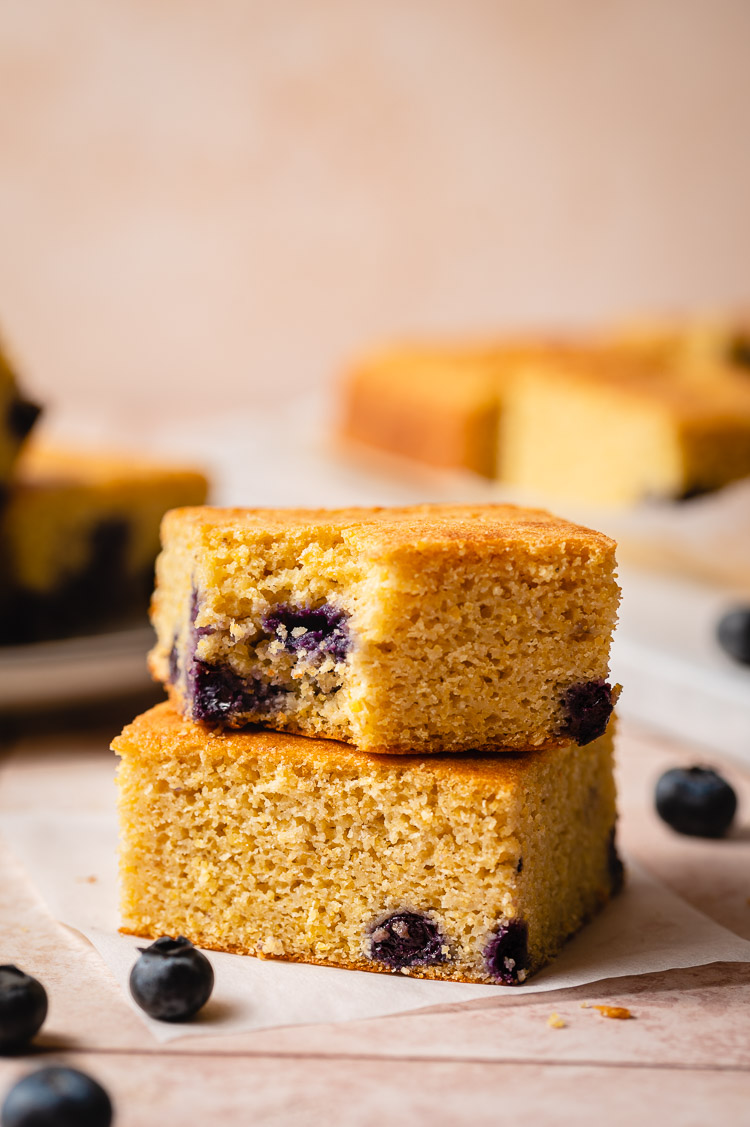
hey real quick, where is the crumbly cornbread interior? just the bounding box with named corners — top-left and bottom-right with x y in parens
top-left (500, 358), bottom-right (750, 505)
top-left (150, 503), bottom-right (619, 753)
top-left (114, 703), bottom-right (619, 983)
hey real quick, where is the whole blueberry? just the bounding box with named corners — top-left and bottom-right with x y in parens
top-left (717, 608), bottom-right (750, 665)
top-left (0, 967), bottom-right (47, 1053)
top-left (129, 936), bottom-right (214, 1021)
top-left (1, 1066), bottom-right (112, 1127)
top-left (655, 766), bottom-right (738, 838)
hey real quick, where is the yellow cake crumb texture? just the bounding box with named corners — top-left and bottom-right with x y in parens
top-left (114, 702), bottom-right (621, 985)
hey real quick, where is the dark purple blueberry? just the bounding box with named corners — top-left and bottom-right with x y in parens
top-left (6, 398), bottom-right (41, 442)
top-left (1, 1066), bottom-right (112, 1127)
top-left (0, 966), bottom-right (47, 1053)
top-left (717, 608), bottom-right (750, 665)
top-left (607, 827), bottom-right (625, 893)
top-left (484, 919), bottom-right (529, 984)
top-left (189, 660), bottom-right (282, 723)
top-left (562, 680), bottom-right (614, 745)
top-left (655, 766), bottom-right (737, 838)
top-left (368, 912), bottom-right (445, 969)
top-left (129, 936), bottom-right (214, 1022)
top-left (262, 603), bottom-right (351, 662)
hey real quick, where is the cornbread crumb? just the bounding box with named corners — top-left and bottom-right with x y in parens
top-left (547, 1012), bottom-right (566, 1029)
top-left (591, 1005), bottom-right (633, 1020)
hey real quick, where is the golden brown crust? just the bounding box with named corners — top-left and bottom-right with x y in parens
top-left (113, 701), bottom-right (595, 778)
top-left (118, 923), bottom-right (542, 983)
top-left (161, 502), bottom-right (616, 558)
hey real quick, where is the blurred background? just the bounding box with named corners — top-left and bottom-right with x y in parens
top-left (1, 0), bottom-right (750, 430)
top-left (2, 0), bottom-right (750, 756)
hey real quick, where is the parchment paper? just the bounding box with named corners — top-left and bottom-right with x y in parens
top-left (2, 809), bottom-right (749, 1044)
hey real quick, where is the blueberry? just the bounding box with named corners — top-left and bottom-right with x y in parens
top-left (483, 919), bottom-right (529, 984)
top-left (367, 912), bottom-right (446, 969)
top-left (262, 603), bottom-right (351, 662)
top-left (189, 660), bottom-right (282, 723)
top-left (129, 936), bottom-right (214, 1021)
top-left (6, 398), bottom-right (41, 442)
top-left (0, 967), bottom-right (47, 1054)
top-left (655, 766), bottom-right (737, 838)
top-left (1, 1067), bottom-right (112, 1127)
top-left (717, 608), bottom-right (750, 665)
top-left (562, 680), bottom-right (614, 745)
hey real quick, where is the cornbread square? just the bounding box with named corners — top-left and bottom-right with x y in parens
top-left (149, 503), bottom-right (619, 753)
top-left (499, 355), bottom-right (750, 505)
top-left (340, 344), bottom-right (504, 477)
top-left (114, 703), bottom-right (622, 985)
top-left (339, 339), bottom-right (582, 479)
top-left (0, 445), bottom-right (208, 643)
top-left (0, 342), bottom-right (40, 495)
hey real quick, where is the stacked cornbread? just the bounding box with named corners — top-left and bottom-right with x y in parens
top-left (340, 316), bottom-right (750, 506)
top-left (0, 336), bottom-right (209, 644)
top-left (115, 503), bottom-right (623, 985)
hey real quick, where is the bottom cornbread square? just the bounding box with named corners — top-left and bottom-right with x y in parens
top-left (113, 702), bottom-right (622, 984)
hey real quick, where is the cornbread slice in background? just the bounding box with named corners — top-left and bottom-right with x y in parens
top-left (340, 344), bottom-right (503, 477)
top-left (114, 702), bottom-right (622, 985)
top-left (603, 312), bottom-right (750, 373)
top-left (0, 340), bottom-right (41, 496)
top-left (150, 502), bottom-right (619, 753)
top-left (499, 355), bottom-right (750, 506)
top-left (0, 445), bottom-right (208, 643)
top-left (339, 339), bottom-right (581, 479)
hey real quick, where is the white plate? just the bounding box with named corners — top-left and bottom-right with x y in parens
top-left (0, 627), bottom-right (155, 711)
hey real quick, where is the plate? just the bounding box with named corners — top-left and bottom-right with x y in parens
top-left (0, 627), bottom-right (155, 711)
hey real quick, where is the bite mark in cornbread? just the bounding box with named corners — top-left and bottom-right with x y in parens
top-left (149, 503), bottom-right (620, 753)
top-left (114, 702), bottom-right (622, 984)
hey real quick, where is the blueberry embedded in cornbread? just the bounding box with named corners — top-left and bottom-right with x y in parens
top-left (0, 340), bottom-right (41, 497)
top-left (149, 503), bottom-right (620, 753)
top-left (114, 702), bottom-right (622, 984)
top-left (0, 445), bottom-right (208, 643)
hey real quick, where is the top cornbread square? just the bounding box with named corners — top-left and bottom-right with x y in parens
top-left (150, 503), bottom-right (619, 754)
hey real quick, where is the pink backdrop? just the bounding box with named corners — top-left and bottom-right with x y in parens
top-left (0, 0), bottom-right (749, 424)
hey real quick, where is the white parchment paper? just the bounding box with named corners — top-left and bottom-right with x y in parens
top-left (2, 809), bottom-right (750, 1044)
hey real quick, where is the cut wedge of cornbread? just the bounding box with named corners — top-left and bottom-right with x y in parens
top-left (114, 702), bottom-right (622, 984)
top-left (0, 445), bottom-right (208, 643)
top-left (0, 341), bottom-right (41, 496)
top-left (339, 339), bottom-right (580, 478)
top-left (499, 354), bottom-right (750, 505)
top-left (149, 503), bottom-right (620, 753)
